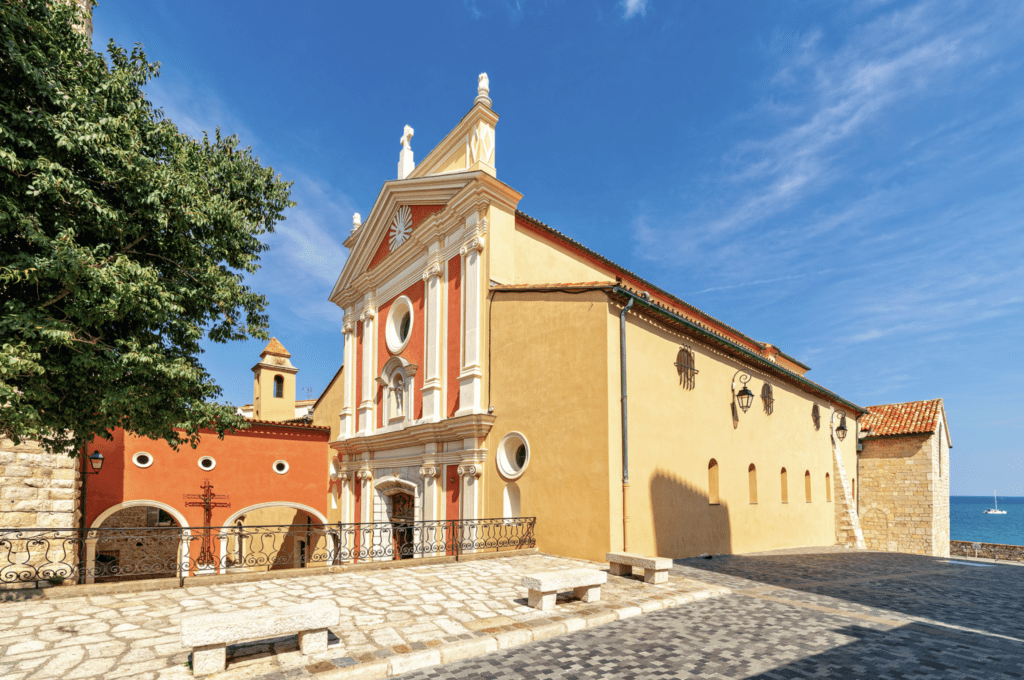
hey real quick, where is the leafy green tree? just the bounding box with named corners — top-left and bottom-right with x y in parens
top-left (1, 0), bottom-right (294, 454)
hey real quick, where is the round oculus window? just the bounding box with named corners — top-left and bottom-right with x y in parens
top-left (273, 460), bottom-right (289, 475)
top-left (132, 452), bottom-right (153, 469)
top-left (385, 296), bottom-right (414, 354)
top-left (197, 456), bottom-right (216, 471)
top-left (497, 432), bottom-right (530, 480)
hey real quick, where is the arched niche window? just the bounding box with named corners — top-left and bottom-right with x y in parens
top-left (804, 470), bottom-right (812, 502)
top-left (273, 375), bottom-right (284, 398)
top-left (825, 473), bottom-right (832, 502)
top-left (761, 383), bottom-right (774, 415)
top-left (780, 468), bottom-right (788, 503)
top-left (811, 403), bottom-right (821, 430)
top-left (675, 346), bottom-right (698, 390)
top-left (503, 483), bottom-right (521, 520)
top-left (378, 356), bottom-right (418, 426)
top-left (748, 464), bottom-right (757, 504)
top-left (708, 459), bottom-right (720, 505)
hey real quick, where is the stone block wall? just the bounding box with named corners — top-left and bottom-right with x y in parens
top-left (858, 431), bottom-right (950, 557)
top-left (950, 540), bottom-right (1024, 562)
top-left (0, 438), bottom-right (80, 529)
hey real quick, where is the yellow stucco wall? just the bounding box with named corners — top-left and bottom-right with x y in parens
top-left (484, 290), bottom-right (612, 561)
top-left (608, 303), bottom-right (859, 558)
top-left (483, 290), bottom-right (860, 562)
top-left (253, 365), bottom-right (297, 422)
top-left (487, 214), bottom-right (612, 287)
top-left (313, 365), bottom-right (345, 523)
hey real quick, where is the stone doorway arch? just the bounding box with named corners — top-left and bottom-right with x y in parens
top-left (87, 501), bottom-right (189, 584)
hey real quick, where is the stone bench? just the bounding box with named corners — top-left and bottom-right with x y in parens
top-left (522, 568), bottom-right (606, 611)
top-left (180, 601), bottom-right (340, 676)
top-left (606, 552), bottom-right (673, 584)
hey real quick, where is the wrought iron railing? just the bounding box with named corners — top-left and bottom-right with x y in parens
top-left (0, 517), bottom-right (536, 587)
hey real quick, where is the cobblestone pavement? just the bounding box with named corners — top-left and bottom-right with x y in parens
top-left (0, 553), bottom-right (723, 679)
top-left (398, 547), bottom-right (1024, 679)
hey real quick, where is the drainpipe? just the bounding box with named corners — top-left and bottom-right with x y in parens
top-left (619, 297), bottom-right (634, 553)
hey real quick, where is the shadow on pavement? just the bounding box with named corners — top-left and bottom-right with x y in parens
top-left (674, 549), bottom-right (1024, 641)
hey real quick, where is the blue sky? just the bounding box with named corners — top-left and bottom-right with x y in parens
top-left (92, 1), bottom-right (1023, 495)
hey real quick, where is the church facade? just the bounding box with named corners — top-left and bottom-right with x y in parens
top-left (324, 75), bottom-right (873, 562)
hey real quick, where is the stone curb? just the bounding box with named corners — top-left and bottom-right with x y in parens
top-left (307, 583), bottom-right (731, 679)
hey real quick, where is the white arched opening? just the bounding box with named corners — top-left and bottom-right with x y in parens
top-left (86, 500), bottom-right (191, 585)
top-left (503, 483), bottom-right (521, 520)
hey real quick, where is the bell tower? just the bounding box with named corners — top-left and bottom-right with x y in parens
top-left (252, 338), bottom-right (298, 421)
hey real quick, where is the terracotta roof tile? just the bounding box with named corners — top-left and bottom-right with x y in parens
top-left (243, 417), bottom-right (329, 432)
top-left (861, 399), bottom-right (944, 437)
top-left (260, 337), bottom-right (290, 357)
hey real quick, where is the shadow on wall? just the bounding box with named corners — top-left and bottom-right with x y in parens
top-left (650, 469), bottom-right (731, 558)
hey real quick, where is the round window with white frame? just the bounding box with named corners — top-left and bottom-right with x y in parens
top-left (197, 456), bottom-right (216, 471)
top-left (385, 295), bottom-right (414, 354)
top-left (273, 460), bottom-right (289, 475)
top-left (132, 452), bottom-right (153, 469)
top-left (497, 432), bottom-right (530, 480)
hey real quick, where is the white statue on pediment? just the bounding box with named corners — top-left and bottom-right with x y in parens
top-left (400, 125), bottom-right (414, 150)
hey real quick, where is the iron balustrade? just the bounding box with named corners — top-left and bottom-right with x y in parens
top-left (0, 517), bottom-right (536, 587)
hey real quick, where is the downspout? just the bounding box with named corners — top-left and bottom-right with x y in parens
top-left (619, 297), bottom-right (634, 553)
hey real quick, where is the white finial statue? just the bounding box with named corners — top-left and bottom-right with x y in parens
top-left (475, 73), bottom-right (491, 108)
top-left (352, 212), bottom-right (361, 233)
top-left (398, 125), bottom-right (415, 179)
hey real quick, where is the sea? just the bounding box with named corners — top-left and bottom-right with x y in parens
top-left (951, 496), bottom-right (1024, 546)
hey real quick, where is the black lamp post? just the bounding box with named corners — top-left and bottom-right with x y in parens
top-left (732, 369), bottom-right (755, 413)
top-left (77, 450), bottom-right (104, 584)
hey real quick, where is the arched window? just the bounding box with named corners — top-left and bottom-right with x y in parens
top-left (811, 404), bottom-right (821, 430)
top-left (503, 483), bottom-right (521, 520)
top-left (780, 468), bottom-right (788, 503)
top-left (761, 383), bottom-right (774, 415)
top-left (804, 470), bottom-right (812, 502)
top-left (675, 347), bottom-right (698, 390)
top-left (273, 375), bottom-right (284, 398)
top-left (825, 473), bottom-right (832, 502)
top-left (748, 464), bottom-right (757, 504)
top-left (708, 459), bottom-right (720, 505)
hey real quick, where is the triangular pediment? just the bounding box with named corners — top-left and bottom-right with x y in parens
top-left (328, 172), bottom-right (480, 306)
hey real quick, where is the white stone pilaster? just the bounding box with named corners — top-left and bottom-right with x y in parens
top-left (421, 254), bottom-right (443, 422)
top-left (339, 316), bottom-right (355, 439)
top-left (458, 464), bottom-right (482, 554)
top-left (84, 537), bottom-right (98, 584)
top-left (456, 216), bottom-right (486, 416)
top-left (358, 304), bottom-right (376, 435)
top-left (357, 470), bottom-right (374, 524)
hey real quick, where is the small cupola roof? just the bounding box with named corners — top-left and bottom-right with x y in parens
top-left (259, 337), bottom-right (291, 359)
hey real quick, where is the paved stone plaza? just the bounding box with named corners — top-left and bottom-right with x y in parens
top-left (0, 553), bottom-right (724, 679)
top-left (400, 547), bottom-right (1024, 679)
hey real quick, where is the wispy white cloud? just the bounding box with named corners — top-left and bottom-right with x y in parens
top-left (622, 0), bottom-right (647, 20)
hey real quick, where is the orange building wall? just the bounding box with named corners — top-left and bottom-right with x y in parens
top-left (86, 424), bottom-right (330, 529)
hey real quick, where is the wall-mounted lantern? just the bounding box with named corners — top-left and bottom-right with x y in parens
top-left (732, 370), bottom-right (754, 413)
top-left (831, 410), bottom-right (848, 441)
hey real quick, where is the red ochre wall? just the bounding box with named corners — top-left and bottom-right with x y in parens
top-left (447, 255), bottom-right (462, 417)
top-left (85, 425), bottom-right (330, 529)
top-left (376, 280), bottom-right (426, 428)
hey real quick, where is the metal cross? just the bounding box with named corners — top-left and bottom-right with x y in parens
top-left (184, 479), bottom-right (230, 565)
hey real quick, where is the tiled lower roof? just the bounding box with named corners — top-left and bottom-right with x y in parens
top-left (243, 417), bottom-right (330, 432)
top-left (860, 399), bottom-right (945, 438)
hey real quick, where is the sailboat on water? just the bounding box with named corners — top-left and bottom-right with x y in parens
top-left (984, 490), bottom-right (1007, 515)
